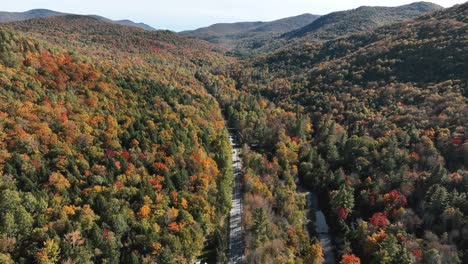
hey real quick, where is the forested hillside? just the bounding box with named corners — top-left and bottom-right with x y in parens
top-left (0, 9), bottom-right (155, 30)
top-left (0, 15), bottom-right (233, 263)
top-left (0, 9), bottom-right (62, 23)
top-left (284, 2), bottom-right (442, 40)
top-left (224, 2), bottom-right (467, 263)
top-left (182, 14), bottom-right (320, 57)
top-left (183, 2), bottom-right (441, 57)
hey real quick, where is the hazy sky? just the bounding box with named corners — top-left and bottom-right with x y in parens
top-left (1, 0), bottom-right (465, 31)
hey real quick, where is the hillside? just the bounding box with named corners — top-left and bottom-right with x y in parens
top-left (181, 21), bottom-right (265, 41)
top-left (112, 19), bottom-right (155, 31)
top-left (182, 13), bottom-right (320, 57)
top-left (183, 2), bottom-right (442, 57)
top-left (6, 15), bottom-right (220, 61)
top-left (220, 2), bottom-right (467, 262)
top-left (0, 9), bottom-right (155, 30)
top-left (88, 15), bottom-right (156, 31)
top-left (0, 9), bottom-right (62, 23)
top-left (0, 15), bottom-right (233, 263)
top-left (284, 1), bottom-right (443, 40)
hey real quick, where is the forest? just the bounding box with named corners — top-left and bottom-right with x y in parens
top-left (0, 16), bottom-right (234, 263)
top-left (0, 2), bottom-right (466, 264)
top-left (220, 3), bottom-right (467, 264)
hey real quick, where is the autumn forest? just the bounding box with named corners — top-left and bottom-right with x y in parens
top-left (0, 1), bottom-right (466, 264)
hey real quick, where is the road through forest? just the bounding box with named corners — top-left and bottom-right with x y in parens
top-left (310, 192), bottom-right (336, 264)
top-left (228, 133), bottom-right (243, 264)
top-left (226, 130), bottom-right (334, 264)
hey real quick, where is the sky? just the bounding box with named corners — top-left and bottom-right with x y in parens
top-left (1, 0), bottom-right (465, 31)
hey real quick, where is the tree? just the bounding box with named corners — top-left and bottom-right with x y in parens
top-left (304, 243), bottom-right (324, 264)
top-left (424, 184), bottom-right (449, 228)
top-left (48, 172), bottom-right (70, 191)
top-left (252, 208), bottom-right (268, 246)
top-left (0, 253), bottom-right (14, 264)
top-left (0, 189), bottom-right (33, 236)
top-left (340, 254), bottom-right (361, 264)
top-left (425, 185), bottom-right (448, 215)
top-left (369, 212), bottom-right (389, 229)
top-left (372, 235), bottom-right (414, 264)
top-left (138, 205), bottom-right (151, 220)
top-left (423, 249), bottom-right (441, 264)
top-left (324, 136), bottom-right (339, 166)
top-left (36, 239), bottom-right (60, 264)
top-left (383, 190), bottom-right (407, 213)
top-left (331, 184), bottom-right (355, 220)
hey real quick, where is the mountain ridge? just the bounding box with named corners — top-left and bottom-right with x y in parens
top-left (181, 13), bottom-right (320, 56)
top-left (283, 1), bottom-right (444, 39)
top-left (183, 1), bottom-right (444, 57)
top-left (0, 8), bottom-right (156, 30)
top-left (181, 13), bottom-right (319, 37)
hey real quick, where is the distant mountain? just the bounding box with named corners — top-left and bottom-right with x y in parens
top-left (181, 21), bottom-right (265, 42)
top-left (0, 9), bottom-right (62, 23)
top-left (87, 15), bottom-right (156, 31)
top-left (0, 9), bottom-right (155, 30)
top-left (252, 13), bottom-right (322, 33)
top-left (181, 13), bottom-right (320, 57)
top-left (6, 15), bottom-right (213, 57)
top-left (113, 19), bottom-right (155, 31)
top-left (284, 1), bottom-right (443, 40)
top-left (182, 2), bottom-right (443, 57)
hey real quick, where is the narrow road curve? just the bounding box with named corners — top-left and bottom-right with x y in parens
top-left (299, 187), bottom-right (336, 264)
top-left (310, 193), bottom-right (336, 264)
top-left (228, 132), bottom-right (243, 264)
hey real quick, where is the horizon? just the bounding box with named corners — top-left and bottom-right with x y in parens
top-left (0, 0), bottom-right (466, 31)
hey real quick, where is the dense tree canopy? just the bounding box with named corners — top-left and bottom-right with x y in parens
top-left (222, 3), bottom-right (467, 263)
top-left (0, 17), bottom-right (233, 263)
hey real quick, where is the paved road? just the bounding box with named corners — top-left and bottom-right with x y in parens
top-left (310, 193), bottom-right (336, 264)
top-left (228, 134), bottom-right (243, 264)
top-left (298, 189), bottom-right (336, 264)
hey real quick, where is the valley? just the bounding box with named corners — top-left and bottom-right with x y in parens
top-left (0, 1), bottom-right (466, 264)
